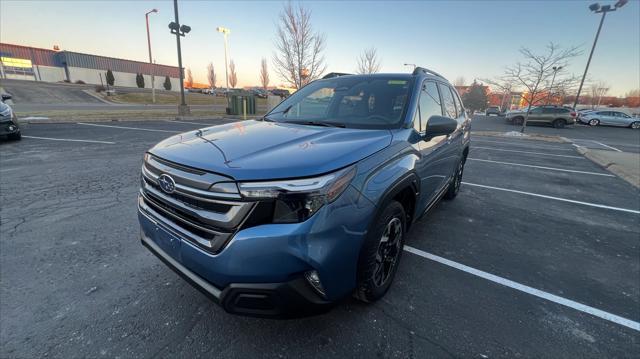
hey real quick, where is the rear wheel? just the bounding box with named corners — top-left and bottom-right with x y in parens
top-left (355, 201), bottom-right (405, 303)
top-left (553, 119), bottom-right (567, 129)
top-left (513, 116), bottom-right (524, 125)
top-left (588, 119), bottom-right (600, 126)
top-left (444, 157), bottom-right (465, 200)
top-left (630, 121), bottom-right (640, 129)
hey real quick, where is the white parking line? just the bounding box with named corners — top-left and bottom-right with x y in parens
top-left (568, 138), bottom-right (640, 148)
top-left (472, 139), bottom-right (575, 151)
top-left (593, 141), bottom-right (622, 152)
top-left (22, 135), bottom-right (115, 144)
top-left (76, 122), bottom-right (178, 133)
top-left (403, 245), bottom-right (640, 332)
top-left (467, 158), bottom-right (614, 177)
top-left (462, 182), bottom-right (640, 214)
top-left (164, 119), bottom-right (218, 126)
top-left (473, 146), bottom-right (584, 159)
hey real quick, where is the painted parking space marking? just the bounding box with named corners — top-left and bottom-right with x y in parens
top-left (403, 245), bottom-right (640, 332)
top-left (593, 141), bottom-right (622, 152)
top-left (568, 138), bottom-right (640, 148)
top-left (22, 135), bottom-right (116, 144)
top-left (472, 138), bottom-right (576, 151)
top-left (463, 182), bottom-right (640, 214)
top-left (163, 119), bottom-right (218, 126)
top-left (473, 146), bottom-right (584, 159)
top-left (76, 122), bottom-right (178, 133)
top-left (467, 158), bottom-right (614, 177)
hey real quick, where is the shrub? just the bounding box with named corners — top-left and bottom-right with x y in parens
top-left (106, 69), bottom-right (115, 86)
top-left (75, 80), bottom-right (86, 84)
top-left (136, 73), bottom-right (145, 88)
top-left (163, 76), bottom-right (172, 91)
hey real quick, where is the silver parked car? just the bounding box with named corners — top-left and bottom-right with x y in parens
top-left (579, 110), bottom-right (640, 129)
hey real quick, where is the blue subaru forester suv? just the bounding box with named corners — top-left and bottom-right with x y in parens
top-left (138, 67), bottom-right (470, 317)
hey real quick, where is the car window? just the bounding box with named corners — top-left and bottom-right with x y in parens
top-left (438, 83), bottom-right (457, 118)
top-left (453, 91), bottom-right (465, 117)
top-left (530, 107), bottom-right (543, 114)
top-left (614, 112), bottom-right (630, 118)
top-left (542, 108), bottom-right (556, 114)
top-left (414, 81), bottom-right (442, 132)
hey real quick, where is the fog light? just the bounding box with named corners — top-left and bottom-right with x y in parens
top-left (304, 270), bottom-right (326, 297)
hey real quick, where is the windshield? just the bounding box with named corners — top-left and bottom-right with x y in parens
top-left (265, 76), bottom-right (413, 129)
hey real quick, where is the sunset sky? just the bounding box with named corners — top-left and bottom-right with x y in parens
top-left (1, 0), bottom-right (639, 95)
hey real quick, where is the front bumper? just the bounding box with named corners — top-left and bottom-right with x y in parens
top-left (138, 185), bottom-right (376, 317)
top-left (0, 117), bottom-right (19, 136)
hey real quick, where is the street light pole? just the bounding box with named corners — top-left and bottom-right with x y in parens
top-left (547, 66), bottom-right (562, 105)
top-left (216, 26), bottom-right (231, 113)
top-left (169, 0), bottom-right (191, 116)
top-left (404, 63), bottom-right (416, 70)
top-left (573, 1), bottom-right (627, 109)
top-left (145, 8), bottom-right (158, 104)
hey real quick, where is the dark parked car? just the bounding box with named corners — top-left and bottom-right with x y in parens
top-left (486, 106), bottom-right (502, 116)
top-left (138, 67), bottom-right (470, 317)
top-left (0, 94), bottom-right (21, 141)
top-left (270, 88), bottom-right (291, 98)
top-left (506, 105), bottom-right (576, 128)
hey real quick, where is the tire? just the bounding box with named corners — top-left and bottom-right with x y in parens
top-left (7, 132), bottom-right (21, 141)
top-left (630, 121), bottom-right (640, 129)
top-left (355, 200), bottom-right (406, 303)
top-left (444, 157), bottom-right (465, 200)
top-left (552, 119), bottom-right (566, 129)
top-left (588, 119), bottom-right (600, 126)
top-left (513, 116), bottom-right (524, 125)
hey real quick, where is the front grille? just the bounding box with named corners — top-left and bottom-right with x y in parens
top-left (139, 153), bottom-right (255, 253)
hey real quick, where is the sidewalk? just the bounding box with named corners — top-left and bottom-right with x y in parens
top-left (577, 147), bottom-right (640, 188)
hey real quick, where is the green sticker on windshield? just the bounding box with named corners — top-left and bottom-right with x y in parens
top-left (388, 80), bottom-right (407, 85)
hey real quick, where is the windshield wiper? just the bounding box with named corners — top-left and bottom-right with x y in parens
top-left (262, 104), bottom-right (293, 122)
top-left (286, 120), bottom-right (346, 128)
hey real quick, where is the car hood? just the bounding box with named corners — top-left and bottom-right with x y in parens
top-left (149, 120), bottom-right (392, 180)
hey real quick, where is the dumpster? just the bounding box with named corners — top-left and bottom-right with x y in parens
top-left (228, 94), bottom-right (256, 116)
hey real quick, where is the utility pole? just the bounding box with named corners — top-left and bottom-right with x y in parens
top-left (145, 9), bottom-right (158, 103)
top-left (547, 66), bottom-right (562, 105)
top-left (216, 26), bottom-right (231, 113)
top-left (573, 0), bottom-right (628, 109)
top-left (169, 0), bottom-right (192, 116)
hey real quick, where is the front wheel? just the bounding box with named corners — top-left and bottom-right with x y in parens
top-left (7, 132), bottom-right (21, 141)
top-left (355, 201), bottom-right (406, 303)
top-left (630, 121), bottom-right (640, 129)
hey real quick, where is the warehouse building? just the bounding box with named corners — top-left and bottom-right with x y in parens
top-left (0, 43), bottom-right (182, 91)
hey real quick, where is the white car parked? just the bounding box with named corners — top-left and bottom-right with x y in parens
top-left (579, 110), bottom-right (640, 129)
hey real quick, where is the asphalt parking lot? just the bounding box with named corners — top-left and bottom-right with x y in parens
top-left (1, 118), bottom-right (639, 358)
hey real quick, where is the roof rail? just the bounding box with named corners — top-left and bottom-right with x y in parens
top-left (412, 67), bottom-right (446, 80)
top-left (322, 72), bottom-right (353, 79)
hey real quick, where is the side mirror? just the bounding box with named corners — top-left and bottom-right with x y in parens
top-left (1, 94), bottom-right (12, 102)
top-left (423, 115), bottom-right (457, 141)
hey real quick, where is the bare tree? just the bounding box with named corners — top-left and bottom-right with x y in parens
top-left (502, 43), bottom-right (581, 132)
top-left (273, 2), bottom-right (326, 89)
top-left (229, 60), bottom-right (238, 88)
top-left (260, 58), bottom-right (270, 90)
top-left (207, 63), bottom-right (217, 89)
top-left (589, 80), bottom-right (609, 109)
top-left (453, 76), bottom-right (466, 87)
top-left (186, 68), bottom-right (193, 88)
top-left (356, 47), bottom-right (381, 74)
top-left (483, 76), bottom-right (519, 111)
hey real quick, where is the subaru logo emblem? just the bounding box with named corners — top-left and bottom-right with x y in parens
top-left (158, 174), bottom-right (176, 194)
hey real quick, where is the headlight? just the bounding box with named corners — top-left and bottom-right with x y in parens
top-left (238, 166), bottom-right (356, 223)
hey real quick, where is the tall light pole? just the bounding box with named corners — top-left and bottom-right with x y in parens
top-left (145, 8), bottom-right (158, 104)
top-left (216, 26), bottom-right (231, 91)
top-left (216, 26), bottom-right (231, 113)
top-left (169, 0), bottom-right (191, 116)
top-left (547, 65), bottom-right (562, 105)
top-left (573, 0), bottom-right (628, 109)
top-left (404, 63), bottom-right (416, 70)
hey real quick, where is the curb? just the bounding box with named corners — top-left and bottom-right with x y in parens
top-left (576, 146), bottom-right (640, 188)
top-left (471, 131), bottom-right (568, 143)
